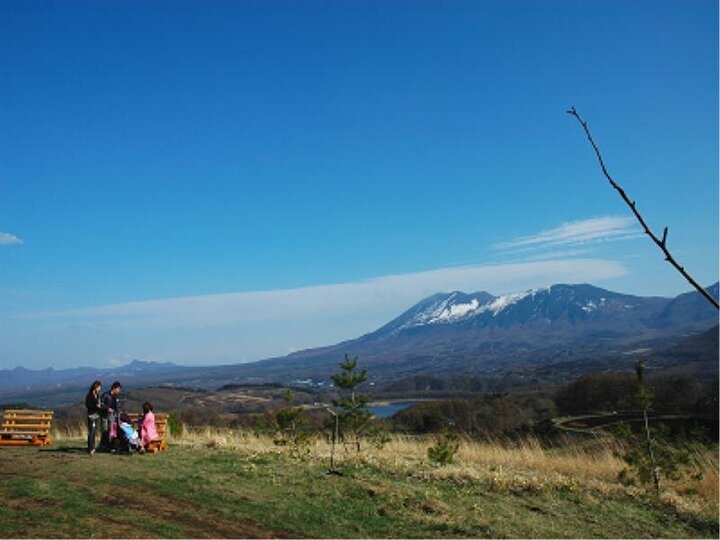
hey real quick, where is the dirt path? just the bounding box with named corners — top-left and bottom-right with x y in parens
top-left (554, 413), bottom-right (692, 436)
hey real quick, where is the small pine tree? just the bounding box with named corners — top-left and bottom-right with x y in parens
top-left (635, 360), bottom-right (660, 493)
top-left (274, 389), bottom-right (308, 448)
top-left (331, 354), bottom-right (372, 452)
top-left (427, 430), bottom-right (459, 465)
top-left (615, 361), bottom-right (694, 494)
top-left (615, 422), bottom-right (692, 487)
top-left (166, 414), bottom-right (183, 438)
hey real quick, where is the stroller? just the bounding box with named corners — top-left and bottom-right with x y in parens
top-left (111, 411), bottom-right (143, 453)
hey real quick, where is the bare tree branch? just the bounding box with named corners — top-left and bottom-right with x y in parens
top-left (567, 106), bottom-right (718, 310)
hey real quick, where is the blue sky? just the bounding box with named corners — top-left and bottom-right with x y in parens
top-left (1, 1), bottom-right (717, 369)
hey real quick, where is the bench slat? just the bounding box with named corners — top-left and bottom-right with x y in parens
top-left (0, 439), bottom-right (47, 446)
top-left (3, 414), bottom-right (52, 422)
top-left (2, 414), bottom-right (53, 419)
top-left (0, 424), bottom-right (50, 431)
top-left (3, 409), bottom-right (53, 415)
top-left (2, 422), bottom-right (52, 426)
top-left (2, 430), bottom-right (50, 435)
top-left (2, 416), bottom-right (53, 421)
top-left (3, 414), bottom-right (52, 421)
top-left (2, 422), bottom-right (51, 427)
top-left (1, 426), bottom-right (51, 432)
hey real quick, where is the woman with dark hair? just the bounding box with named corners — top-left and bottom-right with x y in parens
top-left (139, 401), bottom-right (158, 451)
top-left (85, 380), bottom-right (103, 455)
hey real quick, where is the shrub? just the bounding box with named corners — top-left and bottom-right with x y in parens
top-left (427, 432), bottom-right (459, 465)
top-left (273, 390), bottom-right (310, 448)
top-left (615, 422), bottom-right (693, 486)
top-left (167, 414), bottom-right (183, 437)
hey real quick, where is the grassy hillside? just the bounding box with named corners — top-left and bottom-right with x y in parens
top-left (1, 431), bottom-right (717, 538)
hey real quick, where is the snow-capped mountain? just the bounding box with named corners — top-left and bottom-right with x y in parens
top-left (2, 283), bottom-right (716, 400)
top-left (261, 282), bottom-right (718, 381)
top-left (375, 283), bottom-right (675, 335)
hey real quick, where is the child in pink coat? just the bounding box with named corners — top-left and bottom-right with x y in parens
top-left (139, 402), bottom-right (158, 449)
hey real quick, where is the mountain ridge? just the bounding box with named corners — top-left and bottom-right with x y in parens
top-left (1, 282), bottom-right (717, 401)
top-left (262, 281), bottom-right (718, 379)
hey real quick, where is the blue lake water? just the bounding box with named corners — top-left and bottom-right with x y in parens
top-left (369, 401), bottom-right (419, 418)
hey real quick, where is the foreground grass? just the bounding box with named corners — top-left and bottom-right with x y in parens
top-left (0, 432), bottom-right (717, 538)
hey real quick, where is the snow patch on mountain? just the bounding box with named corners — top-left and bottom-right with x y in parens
top-left (479, 291), bottom-right (531, 316)
top-left (402, 293), bottom-right (483, 327)
top-left (399, 289), bottom-right (537, 329)
top-left (581, 298), bottom-right (607, 313)
top-left (436, 298), bottom-right (480, 320)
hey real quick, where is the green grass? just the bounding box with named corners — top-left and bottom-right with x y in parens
top-left (0, 441), bottom-right (717, 538)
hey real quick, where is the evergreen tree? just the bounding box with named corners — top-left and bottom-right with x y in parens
top-left (635, 360), bottom-right (660, 493)
top-left (331, 354), bottom-right (372, 452)
top-left (274, 389), bottom-right (308, 448)
top-left (616, 361), bottom-right (694, 494)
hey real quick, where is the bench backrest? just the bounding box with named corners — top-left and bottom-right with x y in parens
top-left (1, 409), bottom-right (54, 435)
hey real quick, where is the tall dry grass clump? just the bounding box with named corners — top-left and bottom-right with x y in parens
top-left (365, 435), bottom-right (627, 495)
top-left (53, 420), bottom-right (86, 440)
top-left (174, 425), bottom-right (281, 453)
top-left (174, 426), bottom-right (717, 514)
top-left (459, 436), bottom-right (624, 480)
top-left (172, 427), bottom-right (624, 486)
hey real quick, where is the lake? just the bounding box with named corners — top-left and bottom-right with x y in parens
top-left (369, 401), bottom-right (419, 418)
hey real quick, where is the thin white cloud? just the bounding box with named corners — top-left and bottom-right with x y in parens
top-left (0, 231), bottom-right (23, 245)
top-left (494, 216), bottom-right (642, 252)
top-left (27, 258), bottom-right (628, 328)
top-left (512, 249), bottom-right (591, 262)
top-left (107, 357), bottom-right (128, 367)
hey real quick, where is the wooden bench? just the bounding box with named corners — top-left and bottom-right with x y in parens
top-left (126, 412), bottom-right (169, 453)
top-left (0, 409), bottom-right (54, 447)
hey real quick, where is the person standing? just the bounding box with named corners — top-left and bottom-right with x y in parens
top-left (85, 380), bottom-right (103, 455)
top-left (139, 401), bottom-right (158, 451)
top-left (99, 381), bottom-right (122, 451)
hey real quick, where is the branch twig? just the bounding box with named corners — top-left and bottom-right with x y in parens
top-left (567, 106), bottom-right (718, 310)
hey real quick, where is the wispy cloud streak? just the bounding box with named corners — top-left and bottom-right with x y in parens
top-left (0, 231), bottom-right (23, 245)
top-left (26, 258), bottom-right (628, 328)
top-left (494, 216), bottom-right (642, 252)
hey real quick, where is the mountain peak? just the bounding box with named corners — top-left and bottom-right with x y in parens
top-left (376, 283), bottom-right (650, 335)
top-left (370, 290), bottom-right (493, 335)
top-left (121, 359), bottom-right (178, 371)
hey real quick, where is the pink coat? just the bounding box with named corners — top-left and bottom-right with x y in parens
top-left (140, 411), bottom-right (158, 447)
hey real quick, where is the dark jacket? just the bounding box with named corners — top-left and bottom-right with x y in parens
top-left (100, 391), bottom-right (119, 418)
top-left (85, 391), bottom-right (102, 416)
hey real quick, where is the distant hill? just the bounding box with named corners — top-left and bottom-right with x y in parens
top-left (0, 359), bottom-right (184, 391)
top-left (0, 360), bottom-right (196, 407)
top-left (651, 324), bottom-right (719, 379)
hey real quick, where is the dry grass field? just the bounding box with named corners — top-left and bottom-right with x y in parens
top-left (1, 425), bottom-right (712, 538)
top-left (175, 427), bottom-right (718, 509)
